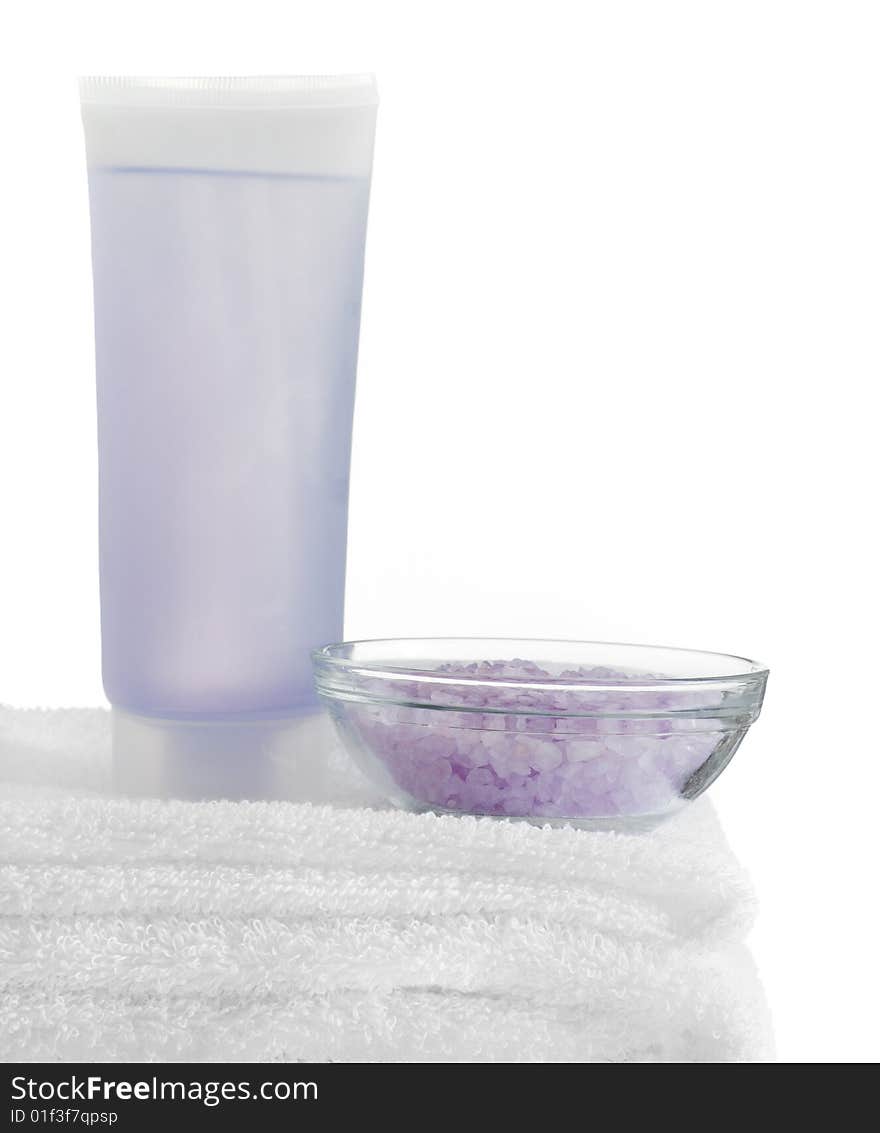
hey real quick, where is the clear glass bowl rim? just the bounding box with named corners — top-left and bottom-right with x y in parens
top-left (312, 637), bottom-right (769, 717)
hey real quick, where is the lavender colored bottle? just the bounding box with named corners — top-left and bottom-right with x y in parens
top-left (80, 76), bottom-right (378, 797)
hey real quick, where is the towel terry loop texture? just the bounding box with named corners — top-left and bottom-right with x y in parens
top-left (0, 707), bottom-right (772, 1062)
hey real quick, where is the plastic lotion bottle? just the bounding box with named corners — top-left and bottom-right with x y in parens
top-left (80, 76), bottom-right (378, 798)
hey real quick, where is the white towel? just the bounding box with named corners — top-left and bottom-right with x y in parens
top-left (0, 707), bottom-right (772, 1063)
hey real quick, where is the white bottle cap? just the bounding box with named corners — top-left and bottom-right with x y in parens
top-left (111, 707), bottom-right (343, 802)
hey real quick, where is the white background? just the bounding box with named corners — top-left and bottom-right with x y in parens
top-left (1, 1), bottom-right (878, 1062)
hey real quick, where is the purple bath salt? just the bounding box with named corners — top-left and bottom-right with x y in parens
top-left (337, 660), bottom-right (726, 820)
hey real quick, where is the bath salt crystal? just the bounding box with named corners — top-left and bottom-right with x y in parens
top-left (566, 740), bottom-right (603, 764)
top-left (528, 740), bottom-right (564, 774)
top-left (343, 660), bottom-right (721, 820)
top-left (489, 739), bottom-right (533, 778)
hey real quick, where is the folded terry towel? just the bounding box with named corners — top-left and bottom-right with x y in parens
top-left (0, 707), bottom-right (772, 1063)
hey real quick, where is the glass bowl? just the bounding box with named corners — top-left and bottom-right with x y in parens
top-left (312, 638), bottom-right (768, 829)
